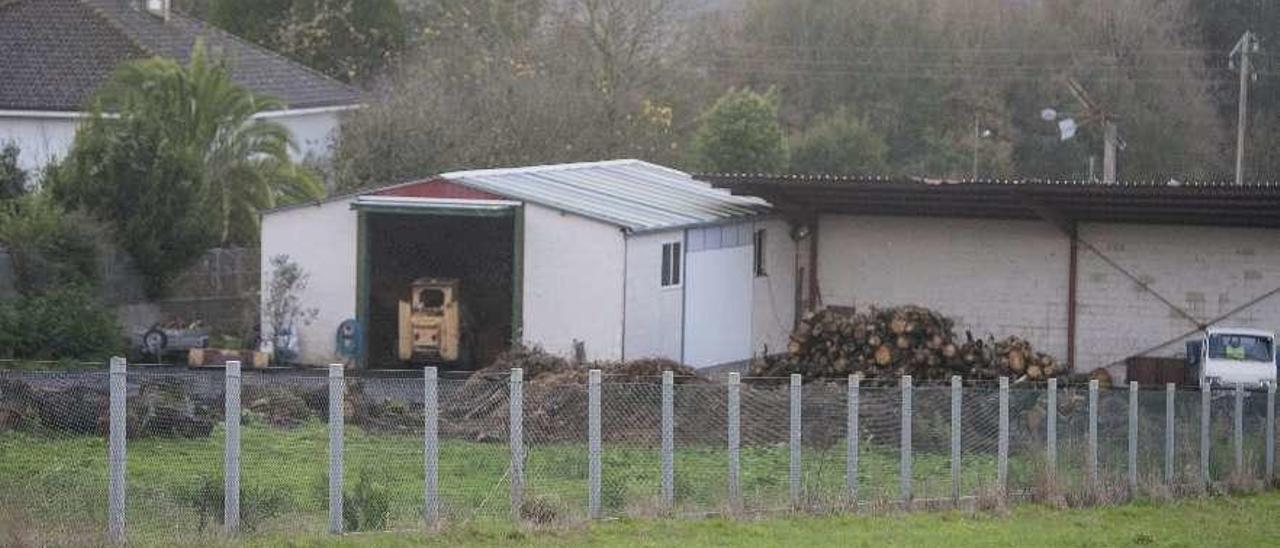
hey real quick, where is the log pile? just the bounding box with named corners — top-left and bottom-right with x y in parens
top-left (753, 306), bottom-right (1063, 382)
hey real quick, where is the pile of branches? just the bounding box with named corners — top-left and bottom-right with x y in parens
top-left (753, 305), bottom-right (1063, 382)
top-left (441, 346), bottom-right (709, 443)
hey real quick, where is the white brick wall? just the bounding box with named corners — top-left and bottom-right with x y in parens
top-left (1076, 223), bottom-right (1280, 371)
top-left (817, 214), bottom-right (1071, 360)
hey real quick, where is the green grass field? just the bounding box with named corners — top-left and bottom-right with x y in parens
top-left (228, 492), bottom-right (1280, 547)
top-left (1, 417), bottom-right (1267, 546)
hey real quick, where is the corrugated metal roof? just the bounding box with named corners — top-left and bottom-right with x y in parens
top-left (440, 160), bottom-right (769, 232)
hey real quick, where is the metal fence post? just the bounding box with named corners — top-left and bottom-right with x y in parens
top-left (900, 375), bottom-right (913, 508)
top-left (1201, 381), bottom-right (1211, 489)
top-left (998, 377), bottom-right (1009, 497)
top-left (1165, 383), bottom-right (1175, 487)
top-left (1047, 378), bottom-right (1057, 485)
top-left (510, 368), bottom-right (524, 522)
top-left (1268, 383), bottom-right (1276, 482)
top-left (950, 376), bottom-right (961, 505)
top-left (1128, 381), bottom-right (1138, 495)
top-left (108, 357), bottom-right (127, 544)
top-left (328, 364), bottom-right (344, 535)
top-left (1088, 379), bottom-right (1098, 487)
top-left (727, 372), bottom-right (741, 512)
top-left (789, 374), bottom-right (802, 509)
top-left (588, 369), bottom-right (602, 519)
top-left (224, 361), bottom-right (241, 534)
top-left (661, 371), bottom-right (674, 511)
top-left (424, 367), bottom-right (439, 526)
top-left (847, 374), bottom-right (860, 506)
top-left (1234, 384), bottom-right (1244, 476)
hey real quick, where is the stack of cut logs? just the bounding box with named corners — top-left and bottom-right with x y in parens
top-left (752, 305), bottom-right (1063, 382)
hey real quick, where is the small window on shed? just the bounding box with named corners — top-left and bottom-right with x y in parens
top-left (753, 229), bottom-right (767, 277)
top-left (661, 242), bottom-right (682, 287)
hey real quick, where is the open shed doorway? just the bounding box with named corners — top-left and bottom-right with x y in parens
top-left (361, 210), bottom-right (517, 370)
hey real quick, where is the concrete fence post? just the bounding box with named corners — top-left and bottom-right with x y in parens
top-left (424, 367), bottom-right (439, 526)
top-left (224, 361), bottom-right (241, 534)
top-left (661, 371), bottom-right (674, 511)
top-left (1165, 383), bottom-right (1175, 487)
top-left (1201, 381), bottom-right (1211, 489)
top-left (108, 357), bottom-right (127, 544)
top-left (950, 376), bottom-right (961, 505)
top-left (1088, 380), bottom-right (1098, 487)
top-left (998, 377), bottom-right (1009, 498)
top-left (1047, 378), bottom-right (1057, 485)
top-left (1234, 384), bottom-right (1244, 476)
top-left (900, 376), bottom-right (913, 508)
top-left (727, 372), bottom-right (741, 512)
top-left (789, 374), bottom-right (802, 509)
top-left (1268, 383), bottom-right (1276, 482)
top-left (328, 364), bottom-right (344, 535)
top-left (847, 374), bottom-right (861, 506)
top-left (510, 368), bottom-right (524, 522)
top-left (1128, 381), bottom-right (1138, 495)
top-left (588, 369), bottom-right (602, 519)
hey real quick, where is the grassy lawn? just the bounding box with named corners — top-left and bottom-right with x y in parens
top-left (168, 492), bottom-right (1280, 547)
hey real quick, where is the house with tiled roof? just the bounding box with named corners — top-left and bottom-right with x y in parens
top-left (0, 0), bottom-right (361, 170)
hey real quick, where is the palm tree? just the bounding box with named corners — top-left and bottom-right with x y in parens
top-left (92, 41), bottom-right (323, 245)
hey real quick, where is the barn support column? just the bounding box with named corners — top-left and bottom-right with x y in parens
top-left (1067, 222), bottom-right (1079, 369)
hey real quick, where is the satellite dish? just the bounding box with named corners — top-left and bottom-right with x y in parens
top-left (1058, 118), bottom-right (1078, 141)
top-left (1040, 108), bottom-right (1058, 122)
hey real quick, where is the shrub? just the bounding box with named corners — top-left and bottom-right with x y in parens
top-left (184, 474), bottom-right (288, 532)
top-left (343, 468), bottom-right (391, 531)
top-left (0, 286), bottom-right (121, 361)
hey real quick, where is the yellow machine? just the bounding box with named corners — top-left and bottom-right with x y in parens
top-left (398, 278), bottom-right (461, 362)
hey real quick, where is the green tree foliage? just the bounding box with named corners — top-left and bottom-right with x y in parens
top-left (789, 107), bottom-right (889, 175)
top-left (209, 0), bottom-right (405, 83)
top-left (0, 194), bottom-right (100, 295)
top-left (50, 43), bottom-right (323, 297)
top-left (0, 285), bottom-right (121, 361)
top-left (0, 142), bottom-right (27, 201)
top-left (690, 88), bottom-right (787, 173)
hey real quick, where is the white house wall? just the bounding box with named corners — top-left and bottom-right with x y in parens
top-left (260, 198), bottom-right (358, 365)
top-left (684, 222), bottom-right (755, 368)
top-left (623, 230), bottom-right (684, 361)
top-left (0, 108), bottom-right (340, 173)
top-left (266, 109), bottom-right (343, 161)
top-left (751, 217), bottom-right (797, 357)
top-left (0, 115), bottom-right (78, 172)
top-left (817, 214), bottom-right (1070, 361)
top-left (1075, 223), bottom-right (1280, 372)
top-left (521, 203), bottom-right (626, 361)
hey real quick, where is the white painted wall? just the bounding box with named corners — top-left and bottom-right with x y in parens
top-left (684, 222), bottom-right (755, 368)
top-left (267, 109), bottom-right (343, 161)
top-left (0, 107), bottom-right (341, 173)
top-left (1075, 223), bottom-right (1280, 373)
top-left (0, 115), bottom-right (79, 172)
top-left (817, 215), bottom-right (1071, 361)
top-left (751, 217), bottom-right (797, 357)
top-left (521, 203), bottom-right (626, 361)
top-left (623, 230), bottom-right (685, 361)
top-left (260, 197), bottom-right (358, 365)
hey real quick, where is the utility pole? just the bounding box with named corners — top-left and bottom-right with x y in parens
top-left (972, 114), bottom-right (980, 180)
top-left (1231, 31), bottom-right (1259, 186)
top-left (1103, 121), bottom-right (1118, 184)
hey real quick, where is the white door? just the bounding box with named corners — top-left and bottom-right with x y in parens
top-left (683, 223), bottom-right (754, 368)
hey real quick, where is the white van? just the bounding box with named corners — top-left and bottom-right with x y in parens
top-left (1185, 327), bottom-right (1277, 388)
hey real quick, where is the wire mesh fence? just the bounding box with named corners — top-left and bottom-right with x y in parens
top-left (3, 364), bottom-right (1279, 543)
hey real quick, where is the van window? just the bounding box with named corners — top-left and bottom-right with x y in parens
top-left (1207, 334), bottom-right (1273, 362)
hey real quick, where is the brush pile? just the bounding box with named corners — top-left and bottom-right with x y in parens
top-left (752, 305), bottom-right (1063, 382)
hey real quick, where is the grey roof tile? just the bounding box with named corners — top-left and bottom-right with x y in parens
top-left (0, 0), bottom-right (360, 111)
